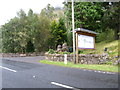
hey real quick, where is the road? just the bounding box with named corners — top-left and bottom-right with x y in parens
top-left (0, 56), bottom-right (118, 89)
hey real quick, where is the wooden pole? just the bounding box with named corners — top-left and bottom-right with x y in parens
top-left (76, 32), bottom-right (78, 64)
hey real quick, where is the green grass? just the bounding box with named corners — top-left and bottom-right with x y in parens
top-left (82, 40), bottom-right (118, 57)
top-left (39, 60), bottom-right (119, 73)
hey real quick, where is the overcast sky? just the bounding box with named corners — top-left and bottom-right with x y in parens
top-left (0, 0), bottom-right (64, 26)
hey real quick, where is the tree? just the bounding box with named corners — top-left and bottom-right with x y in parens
top-left (1, 4), bottom-right (67, 53)
top-left (2, 8), bottom-right (51, 53)
top-left (57, 18), bottom-right (67, 44)
top-left (64, 2), bottom-right (119, 44)
top-left (102, 2), bottom-right (120, 40)
top-left (64, 2), bottom-right (106, 31)
top-left (49, 18), bottom-right (67, 49)
top-left (32, 11), bottom-right (51, 52)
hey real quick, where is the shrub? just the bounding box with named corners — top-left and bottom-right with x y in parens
top-left (96, 29), bottom-right (115, 42)
top-left (48, 49), bottom-right (55, 54)
top-left (58, 51), bottom-right (70, 54)
top-left (78, 50), bottom-right (84, 54)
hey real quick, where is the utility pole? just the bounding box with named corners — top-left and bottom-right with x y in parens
top-left (72, 0), bottom-right (76, 64)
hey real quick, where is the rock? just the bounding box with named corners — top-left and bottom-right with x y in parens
top-left (62, 43), bottom-right (68, 52)
top-left (57, 45), bottom-right (62, 52)
top-left (20, 54), bottom-right (26, 57)
top-left (81, 60), bottom-right (84, 63)
top-left (113, 58), bottom-right (120, 65)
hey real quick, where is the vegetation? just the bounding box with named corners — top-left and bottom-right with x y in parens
top-left (47, 49), bottom-right (71, 54)
top-left (1, 4), bottom-right (67, 53)
top-left (64, 2), bottom-right (119, 46)
top-left (40, 60), bottom-right (118, 72)
top-left (0, 2), bottom-right (119, 54)
top-left (48, 18), bottom-right (67, 49)
top-left (80, 40), bottom-right (118, 57)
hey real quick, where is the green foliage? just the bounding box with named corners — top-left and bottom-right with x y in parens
top-left (64, 2), bottom-right (105, 31)
top-left (49, 18), bottom-right (67, 49)
top-left (58, 51), bottom-right (70, 54)
top-left (26, 40), bottom-right (34, 53)
top-left (104, 61), bottom-right (113, 65)
top-left (96, 29), bottom-right (115, 42)
top-left (78, 50), bottom-right (84, 54)
top-left (83, 40), bottom-right (118, 57)
top-left (64, 2), bottom-right (119, 46)
top-left (102, 2), bottom-right (120, 40)
top-left (2, 8), bottom-right (51, 53)
top-left (2, 4), bottom-right (65, 53)
top-left (47, 49), bottom-right (55, 54)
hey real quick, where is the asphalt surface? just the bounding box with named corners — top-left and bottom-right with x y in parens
top-left (0, 56), bottom-right (119, 89)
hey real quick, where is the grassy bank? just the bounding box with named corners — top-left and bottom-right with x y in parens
top-left (40, 60), bottom-right (119, 73)
top-left (82, 40), bottom-right (118, 57)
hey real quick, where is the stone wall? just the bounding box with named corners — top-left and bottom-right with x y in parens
top-left (45, 53), bottom-right (120, 65)
top-left (0, 52), bottom-right (45, 57)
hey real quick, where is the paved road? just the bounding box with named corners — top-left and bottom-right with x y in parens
top-left (0, 56), bottom-right (119, 89)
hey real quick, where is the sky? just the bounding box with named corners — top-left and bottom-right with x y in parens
top-left (0, 0), bottom-right (65, 26)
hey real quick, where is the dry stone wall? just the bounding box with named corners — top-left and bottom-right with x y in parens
top-left (45, 53), bottom-right (120, 65)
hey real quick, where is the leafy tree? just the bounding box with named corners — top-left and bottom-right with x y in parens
top-left (64, 2), bottom-right (119, 44)
top-left (1, 4), bottom-right (67, 53)
top-left (102, 2), bottom-right (120, 40)
top-left (49, 18), bottom-right (67, 49)
top-left (64, 2), bottom-right (106, 31)
top-left (57, 18), bottom-right (67, 44)
top-left (2, 8), bottom-right (51, 53)
top-left (49, 20), bottom-right (58, 49)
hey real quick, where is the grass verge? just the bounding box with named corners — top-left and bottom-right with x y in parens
top-left (39, 60), bottom-right (119, 73)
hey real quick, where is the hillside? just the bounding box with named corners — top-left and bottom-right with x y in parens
top-left (83, 40), bottom-right (118, 57)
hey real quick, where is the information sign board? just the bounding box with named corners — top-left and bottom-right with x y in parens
top-left (78, 34), bottom-right (95, 49)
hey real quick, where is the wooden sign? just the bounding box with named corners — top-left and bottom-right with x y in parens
top-left (75, 28), bottom-right (97, 64)
top-left (78, 34), bottom-right (95, 49)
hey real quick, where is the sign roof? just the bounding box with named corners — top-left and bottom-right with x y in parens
top-left (75, 28), bottom-right (98, 35)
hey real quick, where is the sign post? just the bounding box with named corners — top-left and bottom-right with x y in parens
top-left (76, 32), bottom-right (78, 63)
top-left (75, 28), bottom-right (97, 64)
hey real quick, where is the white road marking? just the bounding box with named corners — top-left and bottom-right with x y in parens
top-left (94, 71), bottom-right (97, 72)
top-left (0, 66), bottom-right (17, 72)
top-left (82, 68), bottom-right (116, 75)
top-left (93, 70), bottom-right (116, 74)
top-left (98, 71), bottom-right (101, 73)
top-left (51, 82), bottom-right (74, 89)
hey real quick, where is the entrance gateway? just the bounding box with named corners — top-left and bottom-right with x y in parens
top-left (75, 28), bottom-right (97, 64)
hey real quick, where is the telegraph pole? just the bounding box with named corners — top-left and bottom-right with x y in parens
top-left (72, 0), bottom-right (76, 64)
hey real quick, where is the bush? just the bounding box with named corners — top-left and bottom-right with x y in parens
top-left (96, 29), bottom-right (115, 42)
top-left (58, 51), bottom-right (70, 54)
top-left (48, 49), bottom-right (55, 54)
top-left (78, 50), bottom-right (84, 54)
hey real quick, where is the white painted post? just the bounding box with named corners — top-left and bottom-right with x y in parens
top-left (64, 54), bottom-right (67, 64)
top-left (72, 0), bottom-right (76, 64)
